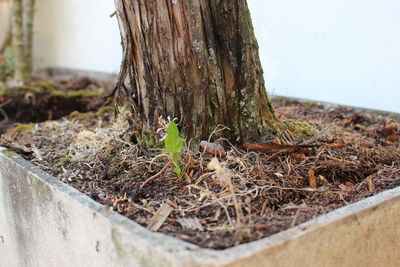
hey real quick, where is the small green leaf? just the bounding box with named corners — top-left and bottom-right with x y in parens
top-left (172, 153), bottom-right (182, 176)
top-left (165, 121), bottom-right (183, 154)
top-left (173, 166), bottom-right (182, 176)
top-left (164, 121), bottom-right (184, 177)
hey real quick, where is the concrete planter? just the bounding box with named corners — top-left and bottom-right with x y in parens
top-left (1, 105), bottom-right (400, 266)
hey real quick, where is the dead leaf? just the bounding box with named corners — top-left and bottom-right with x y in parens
top-left (199, 141), bottom-right (226, 157)
top-left (178, 218), bottom-right (204, 231)
top-left (387, 135), bottom-right (399, 142)
top-left (339, 182), bottom-right (355, 191)
top-left (308, 170), bottom-right (317, 188)
top-left (243, 143), bottom-right (313, 153)
top-left (147, 202), bottom-right (174, 231)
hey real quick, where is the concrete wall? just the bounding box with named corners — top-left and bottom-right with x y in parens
top-left (248, 0), bottom-right (400, 113)
top-left (1, 152), bottom-right (400, 266)
top-left (33, 0), bottom-right (122, 74)
top-left (1, 0), bottom-right (400, 112)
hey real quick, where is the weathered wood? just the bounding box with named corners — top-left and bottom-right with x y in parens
top-left (114, 0), bottom-right (281, 143)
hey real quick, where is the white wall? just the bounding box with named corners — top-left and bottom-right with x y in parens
top-left (1, 0), bottom-right (399, 112)
top-left (249, 0), bottom-right (400, 113)
top-left (33, 0), bottom-right (122, 73)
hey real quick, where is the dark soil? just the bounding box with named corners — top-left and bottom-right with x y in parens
top-left (1, 95), bottom-right (399, 250)
top-left (0, 73), bottom-right (110, 133)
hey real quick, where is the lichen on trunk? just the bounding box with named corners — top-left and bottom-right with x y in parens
top-left (113, 0), bottom-right (313, 144)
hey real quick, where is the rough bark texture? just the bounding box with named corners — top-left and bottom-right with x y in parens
top-left (114, 0), bottom-right (280, 143)
top-left (11, 0), bottom-right (25, 82)
top-left (22, 0), bottom-right (35, 78)
top-left (10, 0), bottom-right (35, 82)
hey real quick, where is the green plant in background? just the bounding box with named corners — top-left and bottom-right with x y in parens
top-left (164, 121), bottom-right (183, 176)
top-left (0, 48), bottom-right (15, 82)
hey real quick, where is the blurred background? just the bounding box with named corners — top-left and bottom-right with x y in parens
top-left (1, 0), bottom-right (399, 112)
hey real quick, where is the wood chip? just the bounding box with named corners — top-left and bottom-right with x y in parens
top-left (147, 202), bottom-right (174, 231)
top-left (308, 169), bottom-right (317, 188)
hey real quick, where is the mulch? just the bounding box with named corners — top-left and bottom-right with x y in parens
top-left (1, 95), bottom-right (399, 249)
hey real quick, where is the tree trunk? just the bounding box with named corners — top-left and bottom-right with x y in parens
top-left (113, 0), bottom-right (281, 143)
top-left (0, 17), bottom-right (12, 55)
top-left (22, 0), bottom-right (35, 78)
top-left (10, 0), bottom-right (35, 83)
top-left (11, 0), bottom-right (25, 82)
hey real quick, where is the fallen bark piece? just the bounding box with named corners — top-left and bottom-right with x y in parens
top-left (147, 202), bottom-right (174, 231)
top-left (308, 170), bottom-right (318, 188)
top-left (243, 142), bottom-right (312, 153)
top-left (199, 141), bottom-right (226, 157)
top-left (178, 218), bottom-right (204, 232)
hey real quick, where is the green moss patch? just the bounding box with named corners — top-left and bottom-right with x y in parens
top-left (283, 119), bottom-right (318, 140)
top-left (51, 89), bottom-right (103, 98)
top-left (96, 105), bottom-right (114, 116)
top-left (14, 124), bottom-right (36, 132)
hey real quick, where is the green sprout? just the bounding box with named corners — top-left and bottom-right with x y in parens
top-left (164, 120), bottom-right (183, 176)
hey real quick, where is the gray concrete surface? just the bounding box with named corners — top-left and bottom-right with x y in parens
top-left (0, 151), bottom-right (399, 267)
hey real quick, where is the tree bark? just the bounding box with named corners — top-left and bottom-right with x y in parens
top-left (22, 0), bottom-right (35, 78)
top-left (11, 0), bottom-right (25, 82)
top-left (113, 0), bottom-right (281, 143)
top-left (10, 0), bottom-right (35, 83)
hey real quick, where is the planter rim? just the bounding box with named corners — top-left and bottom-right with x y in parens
top-left (1, 100), bottom-right (400, 266)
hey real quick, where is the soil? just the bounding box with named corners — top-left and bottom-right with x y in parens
top-left (1, 89), bottom-right (400, 250)
top-left (0, 72), bottom-right (110, 133)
